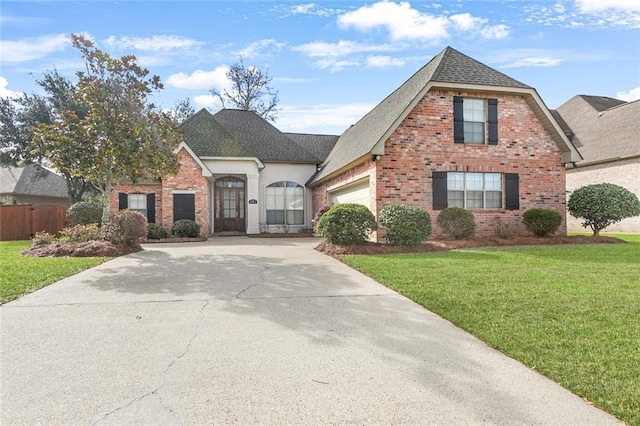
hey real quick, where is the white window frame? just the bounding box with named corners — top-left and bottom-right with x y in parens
top-left (463, 98), bottom-right (485, 144)
top-left (447, 172), bottom-right (502, 209)
top-left (128, 193), bottom-right (147, 218)
top-left (265, 181), bottom-right (304, 225)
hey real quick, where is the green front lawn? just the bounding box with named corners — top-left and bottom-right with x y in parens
top-left (340, 234), bottom-right (640, 426)
top-left (0, 241), bottom-right (109, 304)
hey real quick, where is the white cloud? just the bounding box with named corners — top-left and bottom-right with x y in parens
top-left (276, 102), bottom-right (377, 134)
top-left (236, 39), bottom-right (285, 58)
top-left (286, 3), bottom-right (339, 17)
top-left (502, 56), bottom-right (565, 68)
top-left (337, 1), bottom-right (450, 41)
top-left (479, 24), bottom-right (511, 40)
top-left (616, 86), bottom-right (640, 102)
top-left (0, 33), bottom-right (69, 63)
top-left (166, 67), bottom-right (230, 90)
top-left (315, 58), bottom-right (360, 72)
top-left (449, 13), bottom-right (486, 31)
top-left (366, 55), bottom-right (405, 68)
top-left (576, 0), bottom-right (640, 12)
top-left (0, 77), bottom-right (22, 98)
top-left (102, 35), bottom-right (204, 51)
top-left (293, 40), bottom-right (396, 57)
top-left (193, 94), bottom-right (220, 110)
top-left (489, 48), bottom-right (609, 68)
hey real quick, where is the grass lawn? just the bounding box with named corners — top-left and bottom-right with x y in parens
top-left (0, 241), bottom-right (109, 304)
top-left (340, 234), bottom-right (640, 426)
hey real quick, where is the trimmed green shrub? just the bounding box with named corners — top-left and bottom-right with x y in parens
top-left (172, 219), bottom-right (201, 238)
top-left (66, 199), bottom-right (103, 226)
top-left (379, 204), bottom-right (432, 246)
top-left (60, 224), bottom-right (102, 243)
top-left (437, 207), bottom-right (476, 239)
top-left (101, 210), bottom-right (147, 245)
top-left (522, 208), bottom-right (563, 237)
top-left (568, 183), bottom-right (640, 236)
top-left (147, 223), bottom-right (170, 240)
top-left (316, 203), bottom-right (377, 245)
top-left (313, 205), bottom-right (332, 231)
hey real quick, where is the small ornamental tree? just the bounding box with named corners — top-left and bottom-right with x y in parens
top-left (316, 203), bottom-right (377, 245)
top-left (437, 207), bottom-right (476, 239)
top-left (568, 183), bottom-right (640, 236)
top-left (379, 204), bottom-right (432, 246)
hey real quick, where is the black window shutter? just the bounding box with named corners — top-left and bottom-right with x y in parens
top-left (453, 96), bottom-right (464, 143)
top-left (173, 194), bottom-right (195, 222)
top-left (432, 172), bottom-right (448, 210)
top-left (488, 98), bottom-right (498, 145)
top-left (505, 173), bottom-right (519, 210)
top-left (118, 193), bottom-right (128, 210)
top-left (147, 193), bottom-right (156, 223)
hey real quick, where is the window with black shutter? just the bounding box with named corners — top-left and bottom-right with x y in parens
top-left (452, 97), bottom-right (498, 145)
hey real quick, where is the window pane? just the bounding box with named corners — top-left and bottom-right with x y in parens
top-left (286, 210), bottom-right (304, 225)
top-left (467, 191), bottom-right (483, 208)
top-left (447, 172), bottom-right (464, 190)
top-left (486, 191), bottom-right (502, 209)
top-left (463, 99), bottom-right (484, 121)
top-left (447, 191), bottom-right (464, 208)
top-left (466, 173), bottom-right (483, 190)
top-left (128, 194), bottom-right (146, 210)
top-left (464, 122), bottom-right (484, 143)
top-left (267, 210), bottom-right (284, 224)
top-left (485, 173), bottom-right (502, 190)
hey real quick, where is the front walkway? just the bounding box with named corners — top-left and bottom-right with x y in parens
top-left (1, 238), bottom-right (621, 424)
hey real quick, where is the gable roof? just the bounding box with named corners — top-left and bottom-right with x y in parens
top-left (310, 46), bottom-right (580, 185)
top-left (0, 164), bottom-right (68, 199)
top-left (180, 109), bottom-right (322, 163)
top-left (556, 95), bottom-right (640, 165)
top-left (284, 133), bottom-right (339, 162)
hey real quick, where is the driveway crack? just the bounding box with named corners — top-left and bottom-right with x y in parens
top-left (91, 300), bottom-right (209, 425)
top-left (235, 265), bottom-right (269, 299)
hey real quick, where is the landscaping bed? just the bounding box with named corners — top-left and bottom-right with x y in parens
top-left (22, 241), bottom-right (142, 257)
top-left (316, 234), bottom-right (624, 255)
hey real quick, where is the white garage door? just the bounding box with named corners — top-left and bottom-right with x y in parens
top-left (329, 178), bottom-right (371, 208)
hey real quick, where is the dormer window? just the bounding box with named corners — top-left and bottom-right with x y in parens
top-left (453, 97), bottom-right (498, 145)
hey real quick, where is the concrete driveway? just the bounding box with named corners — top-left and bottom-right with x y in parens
top-left (1, 237), bottom-right (620, 425)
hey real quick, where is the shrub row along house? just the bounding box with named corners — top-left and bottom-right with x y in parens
top-left (110, 46), bottom-right (582, 239)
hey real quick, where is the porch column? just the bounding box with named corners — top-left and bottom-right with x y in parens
top-left (246, 173), bottom-right (260, 234)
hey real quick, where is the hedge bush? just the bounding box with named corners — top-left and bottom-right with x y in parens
top-left (379, 204), bottom-right (432, 246)
top-left (147, 223), bottom-right (170, 240)
top-left (101, 210), bottom-right (147, 245)
top-left (437, 207), bottom-right (476, 239)
top-left (316, 203), bottom-right (377, 245)
top-left (568, 183), bottom-right (640, 236)
top-left (66, 199), bottom-right (103, 226)
top-left (522, 208), bottom-right (563, 237)
top-left (60, 224), bottom-right (102, 243)
top-left (172, 219), bottom-right (201, 238)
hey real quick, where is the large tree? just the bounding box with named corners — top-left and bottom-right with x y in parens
top-left (32, 34), bottom-right (182, 223)
top-left (210, 56), bottom-right (279, 122)
top-left (0, 69), bottom-right (92, 202)
top-left (169, 97), bottom-right (196, 124)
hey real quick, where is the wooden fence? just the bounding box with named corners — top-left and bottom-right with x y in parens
top-left (0, 204), bottom-right (68, 241)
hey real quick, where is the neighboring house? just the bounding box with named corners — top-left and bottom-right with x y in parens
top-left (0, 164), bottom-right (69, 206)
top-left (555, 96), bottom-right (640, 233)
top-left (111, 46), bottom-right (581, 239)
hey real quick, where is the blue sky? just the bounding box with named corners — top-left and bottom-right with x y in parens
top-left (1, 0), bottom-right (639, 135)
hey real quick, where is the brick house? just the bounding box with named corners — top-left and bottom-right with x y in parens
top-left (111, 46), bottom-right (581, 238)
top-left (555, 96), bottom-right (640, 233)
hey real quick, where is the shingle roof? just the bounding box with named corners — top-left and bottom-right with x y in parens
top-left (284, 133), bottom-right (339, 162)
top-left (310, 46), bottom-right (534, 184)
top-left (556, 95), bottom-right (640, 164)
top-left (180, 109), bottom-right (321, 163)
top-left (0, 164), bottom-right (68, 199)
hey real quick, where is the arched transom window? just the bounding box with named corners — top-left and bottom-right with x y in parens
top-left (266, 181), bottom-right (304, 225)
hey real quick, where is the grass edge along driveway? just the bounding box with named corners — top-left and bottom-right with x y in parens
top-left (0, 240), bottom-right (109, 304)
top-left (339, 235), bottom-right (639, 426)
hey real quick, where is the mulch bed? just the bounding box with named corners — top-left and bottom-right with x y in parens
top-left (141, 237), bottom-right (208, 243)
top-left (22, 241), bottom-right (143, 258)
top-left (316, 235), bottom-right (624, 256)
top-left (249, 233), bottom-right (316, 238)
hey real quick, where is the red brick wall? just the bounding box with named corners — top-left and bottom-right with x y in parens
top-left (110, 150), bottom-right (210, 237)
top-left (313, 89), bottom-right (567, 240)
top-left (161, 150), bottom-right (210, 236)
top-left (109, 183), bottom-right (162, 221)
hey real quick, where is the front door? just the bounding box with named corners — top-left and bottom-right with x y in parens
top-left (215, 177), bottom-right (245, 232)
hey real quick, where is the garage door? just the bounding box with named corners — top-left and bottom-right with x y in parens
top-left (329, 178), bottom-right (371, 208)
